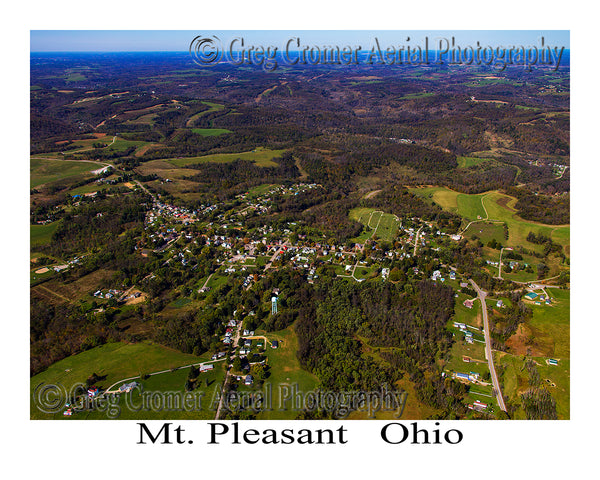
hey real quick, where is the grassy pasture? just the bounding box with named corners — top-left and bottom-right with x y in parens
top-left (185, 101), bottom-right (225, 127)
top-left (482, 191), bottom-right (570, 255)
top-left (411, 187), bottom-right (569, 254)
top-left (167, 147), bottom-right (285, 168)
top-left (191, 128), bottom-right (233, 136)
top-left (464, 221), bottom-right (505, 245)
top-left (457, 156), bottom-right (494, 168)
top-left (31, 221), bottom-right (60, 247)
top-left (349, 207), bottom-right (400, 242)
top-left (30, 341), bottom-right (209, 419)
top-left (30, 158), bottom-right (104, 188)
top-left (254, 325), bottom-right (320, 420)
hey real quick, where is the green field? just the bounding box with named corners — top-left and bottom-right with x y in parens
top-left (65, 72), bottom-right (86, 82)
top-left (68, 182), bottom-right (112, 195)
top-left (247, 183), bottom-right (278, 197)
top-left (254, 325), bottom-right (320, 419)
top-left (31, 221), bottom-right (60, 247)
top-left (192, 128), bottom-right (233, 136)
top-left (30, 341), bottom-right (213, 420)
top-left (482, 191), bottom-right (569, 255)
top-left (498, 288), bottom-right (570, 419)
top-left (349, 207), bottom-right (400, 242)
top-left (457, 156), bottom-right (494, 168)
top-left (105, 137), bottom-right (147, 153)
top-left (30, 158), bottom-right (104, 188)
top-left (410, 187), bottom-right (570, 254)
top-left (186, 101), bottom-right (225, 127)
top-left (167, 147), bottom-right (285, 168)
top-left (401, 92), bottom-right (435, 99)
top-left (411, 186), bottom-right (487, 220)
top-left (463, 221), bottom-right (505, 244)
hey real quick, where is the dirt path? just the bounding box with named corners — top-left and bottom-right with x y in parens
top-left (363, 189), bottom-right (382, 199)
top-left (35, 284), bottom-right (71, 303)
top-left (198, 273), bottom-right (214, 293)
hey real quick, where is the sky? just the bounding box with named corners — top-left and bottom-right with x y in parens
top-left (30, 30), bottom-right (570, 52)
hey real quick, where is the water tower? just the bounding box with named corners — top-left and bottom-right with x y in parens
top-left (271, 296), bottom-right (278, 315)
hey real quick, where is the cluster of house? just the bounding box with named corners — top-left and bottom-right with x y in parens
top-left (453, 322), bottom-right (475, 344)
top-left (523, 291), bottom-right (552, 305)
top-left (146, 201), bottom-right (198, 225)
top-left (93, 288), bottom-right (123, 300)
top-left (431, 269), bottom-right (456, 282)
top-left (223, 319), bottom-right (239, 345)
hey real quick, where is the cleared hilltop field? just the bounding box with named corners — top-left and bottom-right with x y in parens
top-left (30, 158), bottom-right (106, 188)
top-left (349, 207), bottom-right (400, 243)
top-left (410, 186), bottom-right (569, 255)
top-left (166, 147), bottom-right (285, 168)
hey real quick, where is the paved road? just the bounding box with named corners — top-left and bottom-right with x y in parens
top-left (264, 240), bottom-right (290, 269)
top-left (469, 279), bottom-right (507, 412)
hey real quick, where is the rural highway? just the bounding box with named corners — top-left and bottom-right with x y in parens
top-left (469, 279), bottom-right (507, 412)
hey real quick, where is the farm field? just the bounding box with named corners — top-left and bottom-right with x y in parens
top-left (31, 268), bottom-right (115, 306)
top-left (30, 158), bottom-right (105, 188)
top-left (410, 186), bottom-right (488, 220)
top-left (500, 288), bottom-right (569, 418)
top-left (482, 191), bottom-right (570, 255)
top-left (166, 147), bottom-right (286, 168)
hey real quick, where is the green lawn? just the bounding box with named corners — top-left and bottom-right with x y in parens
top-left (169, 297), bottom-right (192, 308)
